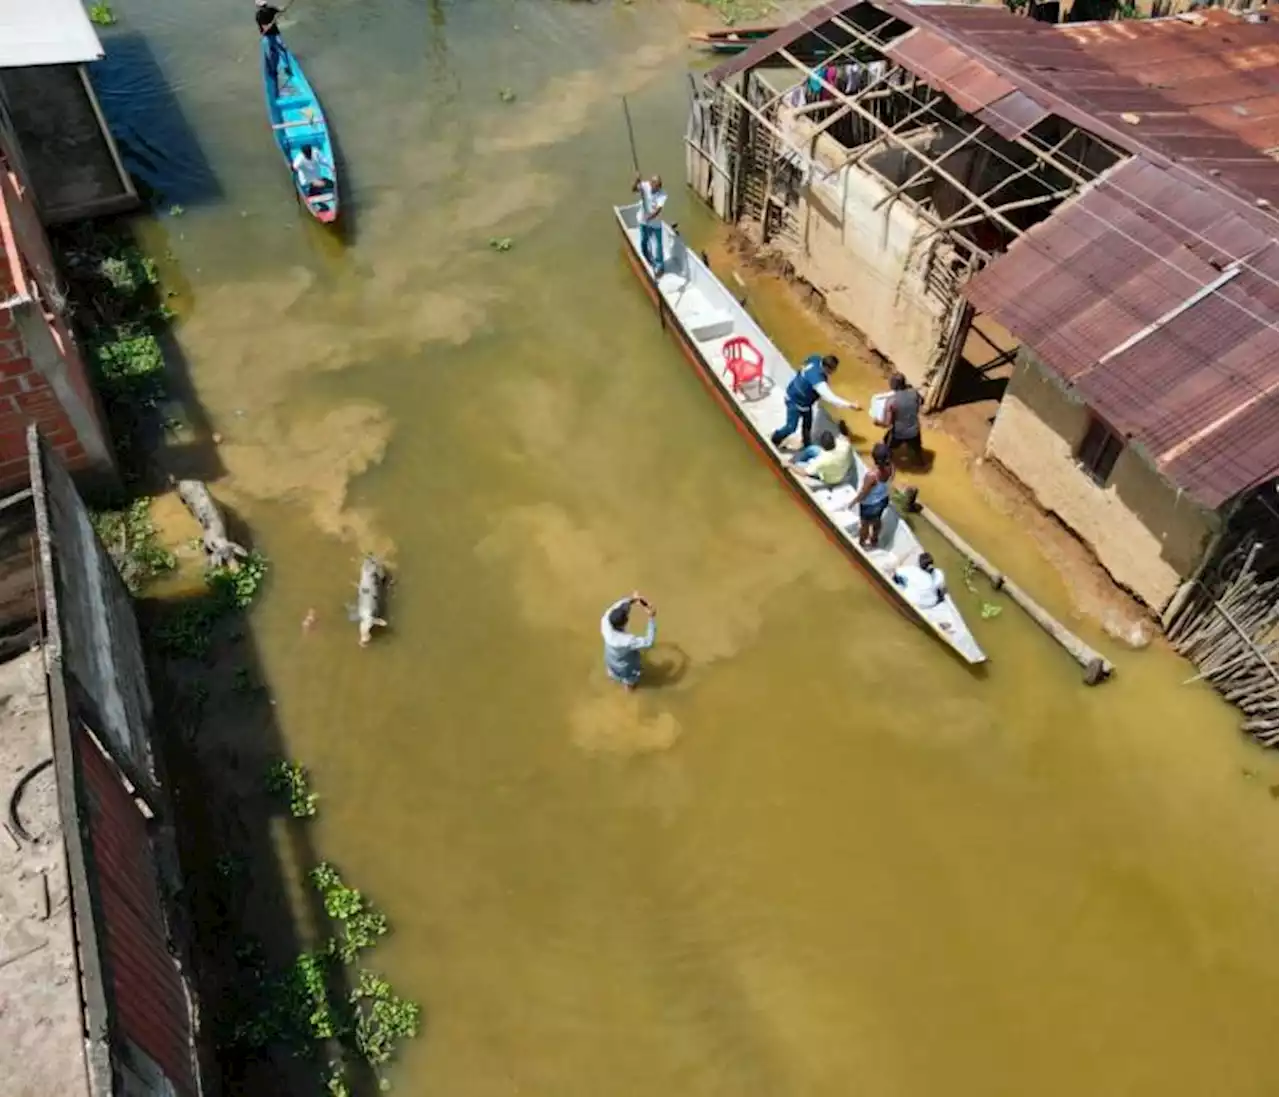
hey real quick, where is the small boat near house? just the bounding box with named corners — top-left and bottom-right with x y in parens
top-left (687, 25), bottom-right (781, 54)
top-left (614, 202), bottom-right (987, 666)
top-left (261, 36), bottom-right (339, 224)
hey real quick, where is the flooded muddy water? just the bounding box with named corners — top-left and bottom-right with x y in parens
top-left (94, 0), bottom-right (1275, 1093)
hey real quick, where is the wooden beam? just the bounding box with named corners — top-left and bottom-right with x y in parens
top-left (921, 186), bottom-right (1076, 239)
top-left (823, 12), bottom-right (1095, 188)
top-left (717, 80), bottom-right (989, 262)
top-left (843, 89), bottom-right (946, 178)
top-left (777, 48), bottom-right (1028, 238)
top-left (871, 125), bottom-right (985, 212)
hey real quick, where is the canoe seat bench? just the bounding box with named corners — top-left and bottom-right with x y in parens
top-left (680, 286), bottom-right (735, 343)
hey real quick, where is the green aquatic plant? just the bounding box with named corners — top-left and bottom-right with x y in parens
top-left (350, 970), bottom-right (421, 1067)
top-left (310, 862), bottom-right (390, 962)
top-left (91, 497), bottom-right (176, 593)
top-left (168, 204), bottom-right (185, 217)
top-left (88, 2), bottom-right (117, 25)
top-left (498, 87), bottom-right (517, 103)
top-left (265, 760), bottom-right (319, 818)
top-left (208, 550), bottom-right (269, 610)
top-left (488, 236), bottom-right (513, 252)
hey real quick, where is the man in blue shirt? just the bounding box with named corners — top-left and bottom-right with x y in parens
top-left (601, 592), bottom-right (657, 689)
top-left (770, 354), bottom-right (859, 450)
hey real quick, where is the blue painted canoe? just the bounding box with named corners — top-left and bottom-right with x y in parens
top-left (261, 35), bottom-right (338, 223)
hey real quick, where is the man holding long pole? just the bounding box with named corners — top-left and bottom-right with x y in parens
top-left (633, 173), bottom-right (667, 278)
top-left (255, 0), bottom-right (295, 84)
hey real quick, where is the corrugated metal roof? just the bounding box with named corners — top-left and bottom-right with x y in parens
top-left (965, 158), bottom-right (1278, 509)
top-left (79, 727), bottom-right (197, 1096)
top-left (707, 2), bottom-right (1279, 206)
top-left (0, 0), bottom-right (104, 68)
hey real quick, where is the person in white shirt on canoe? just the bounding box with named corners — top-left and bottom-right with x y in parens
top-left (893, 552), bottom-right (947, 609)
top-left (292, 144), bottom-right (333, 197)
top-left (633, 174), bottom-right (667, 277)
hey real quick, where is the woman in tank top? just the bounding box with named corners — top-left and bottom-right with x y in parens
top-left (851, 442), bottom-right (895, 549)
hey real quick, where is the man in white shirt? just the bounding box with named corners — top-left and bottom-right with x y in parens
top-left (893, 552), bottom-right (947, 609)
top-left (292, 145), bottom-right (332, 194)
top-left (633, 174), bottom-right (666, 276)
top-left (601, 592), bottom-right (657, 689)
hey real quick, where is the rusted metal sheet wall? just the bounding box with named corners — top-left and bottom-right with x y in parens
top-left (77, 723), bottom-right (197, 1097)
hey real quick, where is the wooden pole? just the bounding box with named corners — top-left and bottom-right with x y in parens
top-left (622, 95), bottom-right (640, 176)
top-left (901, 487), bottom-right (1113, 684)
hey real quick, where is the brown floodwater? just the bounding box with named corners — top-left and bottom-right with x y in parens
top-left (97, 0), bottom-right (1275, 1092)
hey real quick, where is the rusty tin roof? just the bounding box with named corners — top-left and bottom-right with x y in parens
top-left (965, 158), bottom-right (1278, 510)
top-left (707, 2), bottom-right (1278, 206)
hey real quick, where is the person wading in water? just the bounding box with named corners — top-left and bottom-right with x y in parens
top-left (879, 372), bottom-right (925, 466)
top-left (601, 592), bottom-right (657, 690)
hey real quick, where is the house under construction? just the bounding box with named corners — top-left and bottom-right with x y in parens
top-left (686, 2), bottom-right (1278, 739)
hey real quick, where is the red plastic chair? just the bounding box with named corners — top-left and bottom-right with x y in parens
top-left (721, 336), bottom-right (765, 396)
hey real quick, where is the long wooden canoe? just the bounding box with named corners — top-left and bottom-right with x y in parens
top-left (688, 26), bottom-right (780, 53)
top-left (614, 202), bottom-right (987, 666)
top-left (261, 35), bottom-right (339, 224)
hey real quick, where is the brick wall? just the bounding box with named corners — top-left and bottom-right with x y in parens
top-left (0, 312), bottom-right (89, 485)
top-left (0, 145), bottom-right (117, 494)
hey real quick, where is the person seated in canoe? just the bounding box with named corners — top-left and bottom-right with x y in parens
top-left (633, 174), bottom-right (667, 277)
top-left (893, 552), bottom-right (947, 609)
top-left (255, 0), bottom-right (294, 82)
top-left (770, 354), bottom-right (860, 451)
top-left (789, 421), bottom-right (854, 489)
top-left (849, 442), bottom-right (894, 549)
top-left (292, 145), bottom-right (333, 196)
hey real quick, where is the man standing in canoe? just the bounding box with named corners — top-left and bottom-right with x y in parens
top-left (770, 353), bottom-right (859, 451)
top-left (601, 592), bottom-right (657, 690)
top-left (633, 174), bottom-right (667, 277)
top-left (255, 0), bottom-right (294, 83)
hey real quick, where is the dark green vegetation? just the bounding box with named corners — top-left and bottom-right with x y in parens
top-left (264, 760), bottom-right (319, 819)
top-left (150, 551), bottom-right (269, 658)
top-left (55, 222), bottom-right (174, 479)
top-left (236, 769), bottom-right (421, 1094)
top-left (90, 498), bottom-right (177, 593)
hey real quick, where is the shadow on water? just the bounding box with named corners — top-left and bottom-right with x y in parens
top-left (141, 570), bottom-right (380, 1097)
top-left (52, 210), bottom-right (385, 1090)
top-left (638, 642), bottom-right (690, 690)
top-left (90, 32), bottom-right (223, 210)
top-left (48, 216), bottom-right (225, 489)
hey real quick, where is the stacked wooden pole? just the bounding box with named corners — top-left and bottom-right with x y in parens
top-left (1165, 546), bottom-right (1278, 747)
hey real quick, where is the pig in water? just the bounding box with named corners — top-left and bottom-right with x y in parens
top-left (353, 556), bottom-right (388, 647)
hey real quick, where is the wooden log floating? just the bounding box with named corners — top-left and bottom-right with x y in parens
top-left (175, 479), bottom-right (250, 570)
top-left (899, 488), bottom-right (1113, 684)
